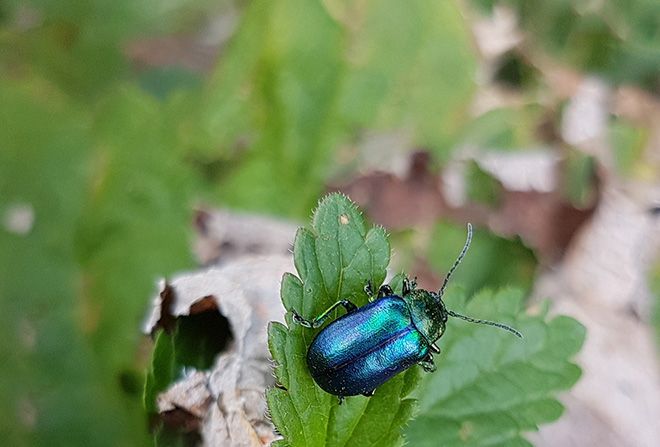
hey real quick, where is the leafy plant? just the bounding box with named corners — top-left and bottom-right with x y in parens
top-left (267, 193), bottom-right (418, 447)
top-left (267, 194), bottom-right (584, 447)
top-left (268, 195), bottom-right (585, 446)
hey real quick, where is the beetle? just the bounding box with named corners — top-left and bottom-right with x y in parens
top-left (291, 223), bottom-right (522, 402)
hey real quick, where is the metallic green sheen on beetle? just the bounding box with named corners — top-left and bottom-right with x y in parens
top-left (292, 224), bottom-right (522, 402)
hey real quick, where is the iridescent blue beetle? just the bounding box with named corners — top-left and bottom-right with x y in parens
top-left (292, 223), bottom-right (522, 402)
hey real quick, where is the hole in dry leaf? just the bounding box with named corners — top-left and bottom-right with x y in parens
top-left (151, 408), bottom-right (203, 447)
top-left (174, 308), bottom-right (233, 370)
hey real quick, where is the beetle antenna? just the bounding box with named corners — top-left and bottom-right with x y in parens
top-left (446, 310), bottom-right (523, 338)
top-left (438, 223), bottom-right (473, 299)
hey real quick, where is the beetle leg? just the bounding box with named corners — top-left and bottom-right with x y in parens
top-left (402, 276), bottom-right (417, 295)
top-left (419, 353), bottom-right (436, 373)
top-left (366, 280), bottom-right (394, 301)
top-left (338, 395), bottom-right (345, 405)
top-left (430, 343), bottom-right (441, 354)
top-left (292, 300), bottom-right (358, 329)
top-left (364, 280), bottom-right (375, 300)
top-left (362, 389), bottom-right (375, 397)
top-left (377, 284), bottom-right (394, 298)
top-left (402, 278), bottom-right (411, 295)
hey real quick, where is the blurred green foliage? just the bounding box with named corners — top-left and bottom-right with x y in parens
top-left (0, 0), bottom-right (476, 443)
top-left (472, 0), bottom-right (660, 91)
top-left (0, 0), bottom-right (617, 444)
top-left (430, 222), bottom-right (537, 298)
top-left (609, 120), bottom-right (650, 178)
top-left (563, 150), bottom-right (597, 208)
top-left (456, 106), bottom-right (545, 152)
top-left (189, 0), bottom-right (477, 215)
top-left (0, 0), bottom-right (218, 97)
top-left (465, 161), bottom-right (504, 206)
top-left (0, 81), bottom-right (152, 445)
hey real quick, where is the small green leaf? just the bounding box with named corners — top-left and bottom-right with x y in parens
top-left (563, 150), bottom-right (597, 208)
top-left (456, 106), bottom-right (544, 151)
top-left (405, 288), bottom-right (586, 446)
top-left (144, 310), bottom-right (233, 414)
top-left (144, 330), bottom-right (176, 414)
top-left (610, 120), bottom-right (649, 178)
top-left (268, 193), bottom-right (419, 447)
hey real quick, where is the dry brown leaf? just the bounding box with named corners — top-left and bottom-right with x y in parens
top-left (144, 254), bottom-right (293, 447)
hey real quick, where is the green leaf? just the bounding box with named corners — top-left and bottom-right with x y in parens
top-left (193, 0), bottom-right (477, 216)
top-left (456, 106), bottom-right (545, 151)
top-left (405, 288), bottom-right (585, 446)
top-left (338, 0), bottom-right (477, 157)
top-left (144, 330), bottom-right (176, 414)
top-left (200, 0), bottom-right (345, 217)
top-left (267, 193), bottom-right (420, 447)
top-left (563, 150), bottom-right (597, 208)
top-left (609, 120), bottom-right (650, 179)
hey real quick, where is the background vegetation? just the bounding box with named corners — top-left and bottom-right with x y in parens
top-left (1, 0), bottom-right (657, 446)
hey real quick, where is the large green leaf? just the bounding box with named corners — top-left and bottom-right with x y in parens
top-left (196, 0), bottom-right (345, 217)
top-left (193, 0), bottom-right (476, 216)
top-left (406, 288), bottom-right (585, 446)
top-left (267, 193), bottom-right (419, 447)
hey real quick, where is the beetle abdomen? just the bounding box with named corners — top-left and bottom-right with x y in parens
top-left (306, 296), bottom-right (429, 396)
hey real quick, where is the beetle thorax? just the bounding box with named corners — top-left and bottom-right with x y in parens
top-left (402, 289), bottom-right (448, 343)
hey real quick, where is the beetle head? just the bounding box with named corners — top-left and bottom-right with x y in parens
top-left (403, 288), bottom-right (448, 342)
top-left (405, 223), bottom-right (522, 342)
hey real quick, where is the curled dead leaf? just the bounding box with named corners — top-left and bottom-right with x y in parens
top-left (144, 254), bottom-right (293, 446)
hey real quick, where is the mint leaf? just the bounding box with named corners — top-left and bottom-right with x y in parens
top-left (267, 193), bottom-right (419, 446)
top-left (405, 288), bottom-right (586, 446)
